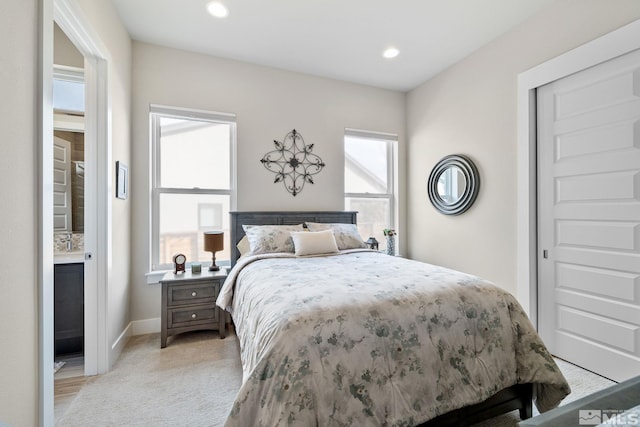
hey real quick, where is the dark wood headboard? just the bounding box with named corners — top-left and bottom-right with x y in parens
top-left (229, 211), bottom-right (358, 267)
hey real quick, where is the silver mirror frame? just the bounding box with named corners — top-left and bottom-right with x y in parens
top-left (427, 154), bottom-right (480, 215)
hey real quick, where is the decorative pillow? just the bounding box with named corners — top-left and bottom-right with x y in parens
top-left (242, 224), bottom-right (304, 254)
top-left (236, 236), bottom-right (251, 257)
top-left (290, 230), bottom-right (339, 256)
top-left (304, 222), bottom-right (367, 250)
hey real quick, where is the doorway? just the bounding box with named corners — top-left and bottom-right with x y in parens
top-left (53, 0), bottom-right (111, 377)
top-left (536, 47), bottom-right (640, 382)
top-left (40, 1), bottom-right (111, 424)
top-left (52, 28), bottom-right (87, 413)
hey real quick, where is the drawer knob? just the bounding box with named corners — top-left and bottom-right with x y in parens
top-left (191, 291), bottom-right (197, 297)
top-left (191, 313), bottom-right (197, 319)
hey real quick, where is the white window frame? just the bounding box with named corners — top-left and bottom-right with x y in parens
top-left (150, 104), bottom-right (237, 271)
top-left (344, 128), bottom-right (397, 234)
top-left (53, 65), bottom-right (85, 115)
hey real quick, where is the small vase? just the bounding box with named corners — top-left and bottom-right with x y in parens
top-left (385, 235), bottom-right (396, 256)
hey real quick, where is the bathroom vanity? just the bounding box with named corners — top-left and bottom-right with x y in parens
top-left (54, 261), bottom-right (84, 356)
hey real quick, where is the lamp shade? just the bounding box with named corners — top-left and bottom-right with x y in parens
top-left (204, 231), bottom-right (224, 252)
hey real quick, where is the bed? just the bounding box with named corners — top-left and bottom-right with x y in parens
top-left (217, 211), bottom-right (570, 426)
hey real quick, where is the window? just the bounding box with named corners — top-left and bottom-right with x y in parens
top-left (344, 129), bottom-right (396, 250)
top-left (53, 66), bottom-right (84, 113)
top-left (151, 105), bottom-right (236, 271)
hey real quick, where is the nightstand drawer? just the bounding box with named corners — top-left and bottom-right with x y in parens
top-left (167, 282), bottom-right (219, 306)
top-left (168, 305), bottom-right (218, 328)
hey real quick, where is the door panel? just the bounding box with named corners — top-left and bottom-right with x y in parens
top-left (53, 137), bottom-right (72, 231)
top-left (556, 262), bottom-right (637, 301)
top-left (538, 48), bottom-right (640, 382)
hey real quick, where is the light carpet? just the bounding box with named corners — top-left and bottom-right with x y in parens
top-left (56, 331), bottom-right (242, 427)
top-left (57, 330), bottom-right (615, 427)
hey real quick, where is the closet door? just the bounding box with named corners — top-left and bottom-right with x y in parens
top-left (537, 48), bottom-right (640, 382)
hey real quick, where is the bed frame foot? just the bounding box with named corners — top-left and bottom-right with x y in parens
top-left (417, 383), bottom-right (534, 426)
top-left (519, 399), bottom-right (533, 419)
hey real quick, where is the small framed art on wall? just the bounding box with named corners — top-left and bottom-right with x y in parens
top-left (116, 161), bottom-right (128, 200)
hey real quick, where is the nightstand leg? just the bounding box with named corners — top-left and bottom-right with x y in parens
top-left (219, 316), bottom-right (226, 339)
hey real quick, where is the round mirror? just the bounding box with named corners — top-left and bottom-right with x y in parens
top-left (428, 154), bottom-right (479, 215)
top-left (436, 166), bottom-right (466, 205)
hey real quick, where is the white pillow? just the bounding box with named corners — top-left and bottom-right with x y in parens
top-left (242, 224), bottom-right (305, 254)
top-left (290, 230), bottom-right (339, 256)
top-left (304, 222), bottom-right (367, 250)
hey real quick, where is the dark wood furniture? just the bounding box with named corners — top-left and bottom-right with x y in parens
top-left (228, 210), bottom-right (535, 425)
top-left (420, 384), bottom-right (532, 426)
top-left (520, 375), bottom-right (640, 426)
top-left (160, 269), bottom-right (227, 348)
top-left (54, 263), bottom-right (84, 357)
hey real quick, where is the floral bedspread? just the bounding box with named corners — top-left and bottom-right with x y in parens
top-left (217, 251), bottom-right (570, 426)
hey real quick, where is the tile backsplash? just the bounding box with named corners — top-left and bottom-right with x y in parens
top-left (54, 233), bottom-right (84, 253)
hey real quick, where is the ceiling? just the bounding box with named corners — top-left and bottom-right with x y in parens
top-left (110, 0), bottom-right (557, 92)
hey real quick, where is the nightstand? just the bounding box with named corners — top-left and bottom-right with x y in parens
top-left (160, 269), bottom-right (227, 348)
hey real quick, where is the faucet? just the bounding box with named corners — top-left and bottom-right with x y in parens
top-left (66, 232), bottom-right (73, 252)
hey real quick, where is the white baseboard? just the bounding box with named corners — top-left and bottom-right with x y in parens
top-left (110, 322), bottom-right (132, 369)
top-left (131, 317), bottom-right (161, 335)
top-left (107, 319), bottom-right (160, 369)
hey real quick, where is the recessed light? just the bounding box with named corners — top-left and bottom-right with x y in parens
top-left (382, 47), bottom-right (399, 59)
top-left (206, 1), bottom-right (229, 18)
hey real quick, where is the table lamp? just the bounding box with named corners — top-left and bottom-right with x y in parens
top-left (204, 231), bottom-right (224, 271)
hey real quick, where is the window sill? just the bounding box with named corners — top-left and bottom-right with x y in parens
top-left (146, 270), bottom-right (169, 285)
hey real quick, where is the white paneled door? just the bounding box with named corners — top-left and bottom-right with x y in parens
top-left (537, 48), bottom-right (640, 382)
top-left (53, 137), bottom-right (72, 232)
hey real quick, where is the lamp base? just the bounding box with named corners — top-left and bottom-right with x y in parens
top-left (208, 251), bottom-right (220, 271)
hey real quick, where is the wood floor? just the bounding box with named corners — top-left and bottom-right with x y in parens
top-left (54, 356), bottom-right (86, 421)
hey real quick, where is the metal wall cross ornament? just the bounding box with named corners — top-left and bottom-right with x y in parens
top-left (260, 129), bottom-right (326, 196)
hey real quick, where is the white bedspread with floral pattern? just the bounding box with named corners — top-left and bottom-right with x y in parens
top-left (217, 250), bottom-right (570, 426)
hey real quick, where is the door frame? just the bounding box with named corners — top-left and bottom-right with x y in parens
top-left (516, 18), bottom-right (640, 327)
top-left (55, 0), bottom-right (111, 377)
top-left (39, 0), bottom-right (111, 425)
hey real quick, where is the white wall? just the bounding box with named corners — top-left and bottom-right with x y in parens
top-left (130, 42), bottom-right (406, 322)
top-left (407, 0), bottom-right (640, 295)
top-left (0, 1), bottom-right (38, 424)
top-left (0, 0), bottom-right (130, 422)
top-left (74, 0), bottom-right (132, 362)
top-left (54, 22), bottom-right (83, 68)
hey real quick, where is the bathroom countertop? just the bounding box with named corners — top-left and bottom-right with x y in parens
top-left (54, 251), bottom-right (85, 264)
